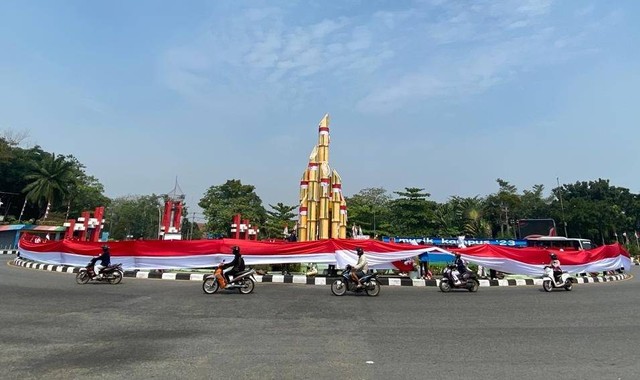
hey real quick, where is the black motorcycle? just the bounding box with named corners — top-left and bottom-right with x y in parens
top-left (202, 263), bottom-right (257, 294)
top-left (75, 262), bottom-right (124, 285)
top-left (439, 264), bottom-right (479, 292)
top-left (331, 265), bottom-right (381, 296)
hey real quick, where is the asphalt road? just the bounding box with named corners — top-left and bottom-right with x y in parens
top-left (1, 256), bottom-right (639, 380)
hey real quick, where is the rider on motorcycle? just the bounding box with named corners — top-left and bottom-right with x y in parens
top-left (221, 246), bottom-right (245, 283)
top-left (451, 253), bottom-right (467, 285)
top-left (92, 245), bottom-right (111, 279)
top-left (549, 253), bottom-right (562, 283)
top-left (351, 247), bottom-right (369, 288)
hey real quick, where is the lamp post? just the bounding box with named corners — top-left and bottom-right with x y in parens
top-left (373, 209), bottom-right (376, 238)
top-left (157, 205), bottom-right (162, 240)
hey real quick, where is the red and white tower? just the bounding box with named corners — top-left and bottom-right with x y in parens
top-left (160, 179), bottom-right (185, 240)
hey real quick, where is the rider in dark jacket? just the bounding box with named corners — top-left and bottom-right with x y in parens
top-left (451, 253), bottom-right (467, 285)
top-left (455, 254), bottom-right (467, 275)
top-left (92, 245), bottom-right (111, 278)
top-left (222, 246), bottom-right (245, 282)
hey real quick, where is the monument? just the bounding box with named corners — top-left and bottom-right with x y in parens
top-left (297, 114), bottom-right (348, 241)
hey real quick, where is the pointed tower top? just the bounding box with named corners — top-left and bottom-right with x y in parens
top-left (167, 177), bottom-right (185, 201)
top-left (318, 114), bottom-right (330, 133)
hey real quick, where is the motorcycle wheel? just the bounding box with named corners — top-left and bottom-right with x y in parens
top-left (564, 280), bottom-right (573, 291)
top-left (75, 271), bottom-right (90, 285)
top-left (331, 279), bottom-right (347, 296)
top-left (542, 280), bottom-right (553, 292)
top-left (109, 270), bottom-right (123, 285)
top-left (468, 280), bottom-right (479, 292)
top-left (239, 278), bottom-right (255, 294)
top-left (202, 278), bottom-right (219, 294)
top-left (439, 280), bottom-right (451, 293)
top-left (365, 280), bottom-right (381, 297)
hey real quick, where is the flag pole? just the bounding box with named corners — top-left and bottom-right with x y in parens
top-left (18, 198), bottom-right (27, 223)
top-left (556, 177), bottom-right (568, 237)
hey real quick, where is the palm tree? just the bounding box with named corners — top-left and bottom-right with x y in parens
top-left (453, 196), bottom-right (492, 238)
top-left (22, 153), bottom-right (75, 218)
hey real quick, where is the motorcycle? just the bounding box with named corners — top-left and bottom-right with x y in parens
top-left (330, 265), bottom-right (381, 296)
top-left (75, 262), bottom-right (124, 285)
top-left (542, 266), bottom-right (575, 292)
top-left (439, 264), bottom-right (479, 292)
top-left (202, 263), bottom-right (257, 294)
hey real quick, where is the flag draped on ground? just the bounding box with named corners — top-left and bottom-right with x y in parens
top-left (18, 236), bottom-right (443, 270)
top-left (18, 235), bottom-right (630, 275)
top-left (451, 243), bottom-right (630, 276)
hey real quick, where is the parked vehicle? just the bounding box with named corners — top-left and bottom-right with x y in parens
top-left (330, 265), bottom-right (381, 296)
top-left (542, 266), bottom-right (575, 292)
top-left (75, 262), bottom-right (123, 285)
top-left (439, 264), bottom-right (479, 292)
top-left (202, 263), bottom-right (256, 294)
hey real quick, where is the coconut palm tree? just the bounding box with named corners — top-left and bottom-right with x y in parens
top-left (22, 153), bottom-right (75, 219)
top-left (452, 196), bottom-right (492, 238)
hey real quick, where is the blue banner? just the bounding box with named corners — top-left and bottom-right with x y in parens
top-left (383, 236), bottom-right (527, 248)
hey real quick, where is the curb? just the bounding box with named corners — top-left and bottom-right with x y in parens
top-left (1, 250), bottom-right (18, 255)
top-left (10, 258), bottom-right (630, 287)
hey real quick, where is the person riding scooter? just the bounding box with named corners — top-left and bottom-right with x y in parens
top-left (451, 253), bottom-right (467, 285)
top-left (221, 246), bottom-right (245, 283)
top-left (549, 253), bottom-right (562, 283)
top-left (92, 245), bottom-right (111, 279)
top-left (351, 248), bottom-right (369, 288)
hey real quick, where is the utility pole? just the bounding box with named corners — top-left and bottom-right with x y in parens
top-left (189, 212), bottom-right (195, 240)
top-left (557, 177), bottom-right (568, 237)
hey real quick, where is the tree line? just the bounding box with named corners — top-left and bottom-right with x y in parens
top-left (2, 132), bottom-right (639, 249)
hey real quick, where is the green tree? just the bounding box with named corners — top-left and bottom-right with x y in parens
top-left (106, 194), bottom-right (165, 240)
top-left (484, 179), bottom-right (520, 238)
top-left (448, 196), bottom-right (492, 237)
top-left (182, 215), bottom-right (204, 240)
top-left (553, 179), bottom-right (640, 244)
top-left (49, 155), bottom-right (110, 219)
top-left (433, 202), bottom-right (459, 237)
top-left (515, 184), bottom-right (552, 220)
top-left (199, 179), bottom-right (266, 236)
top-left (22, 153), bottom-right (75, 219)
top-left (0, 145), bottom-right (47, 220)
top-left (389, 187), bottom-right (436, 236)
top-left (345, 187), bottom-right (392, 238)
top-left (0, 137), bottom-right (11, 163)
top-left (263, 203), bottom-right (297, 238)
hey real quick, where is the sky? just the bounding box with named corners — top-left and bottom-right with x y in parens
top-left (1, 0), bottom-right (639, 217)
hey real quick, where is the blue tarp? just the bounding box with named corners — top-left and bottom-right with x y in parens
top-left (418, 252), bottom-right (454, 263)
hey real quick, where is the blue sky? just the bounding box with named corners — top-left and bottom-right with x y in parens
top-left (1, 0), bottom-right (639, 215)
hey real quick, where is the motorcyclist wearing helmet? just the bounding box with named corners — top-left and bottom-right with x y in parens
top-left (351, 247), bottom-right (369, 288)
top-left (451, 253), bottom-right (467, 285)
top-left (549, 253), bottom-right (562, 283)
top-left (221, 246), bottom-right (246, 283)
top-left (92, 245), bottom-right (111, 279)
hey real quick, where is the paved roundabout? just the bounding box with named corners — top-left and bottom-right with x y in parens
top-left (1, 255), bottom-right (638, 380)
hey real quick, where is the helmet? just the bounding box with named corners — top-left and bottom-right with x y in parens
top-left (455, 253), bottom-right (461, 259)
top-left (356, 247), bottom-right (364, 256)
top-left (232, 246), bottom-right (241, 255)
top-left (550, 253), bottom-right (558, 260)
top-left (101, 245), bottom-right (109, 250)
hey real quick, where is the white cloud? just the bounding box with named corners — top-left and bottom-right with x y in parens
top-left (157, 1), bottom-right (611, 114)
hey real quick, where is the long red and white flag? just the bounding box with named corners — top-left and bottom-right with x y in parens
top-left (18, 235), bottom-right (630, 275)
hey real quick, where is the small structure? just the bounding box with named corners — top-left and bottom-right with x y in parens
top-left (0, 224), bottom-right (66, 249)
top-left (160, 180), bottom-right (185, 240)
top-left (63, 206), bottom-right (105, 242)
top-left (230, 214), bottom-right (259, 240)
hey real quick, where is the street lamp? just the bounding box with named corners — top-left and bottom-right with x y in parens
top-left (373, 209), bottom-right (376, 238)
top-left (157, 205), bottom-right (162, 240)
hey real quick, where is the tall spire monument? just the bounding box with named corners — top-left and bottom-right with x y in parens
top-left (297, 114), bottom-right (348, 241)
